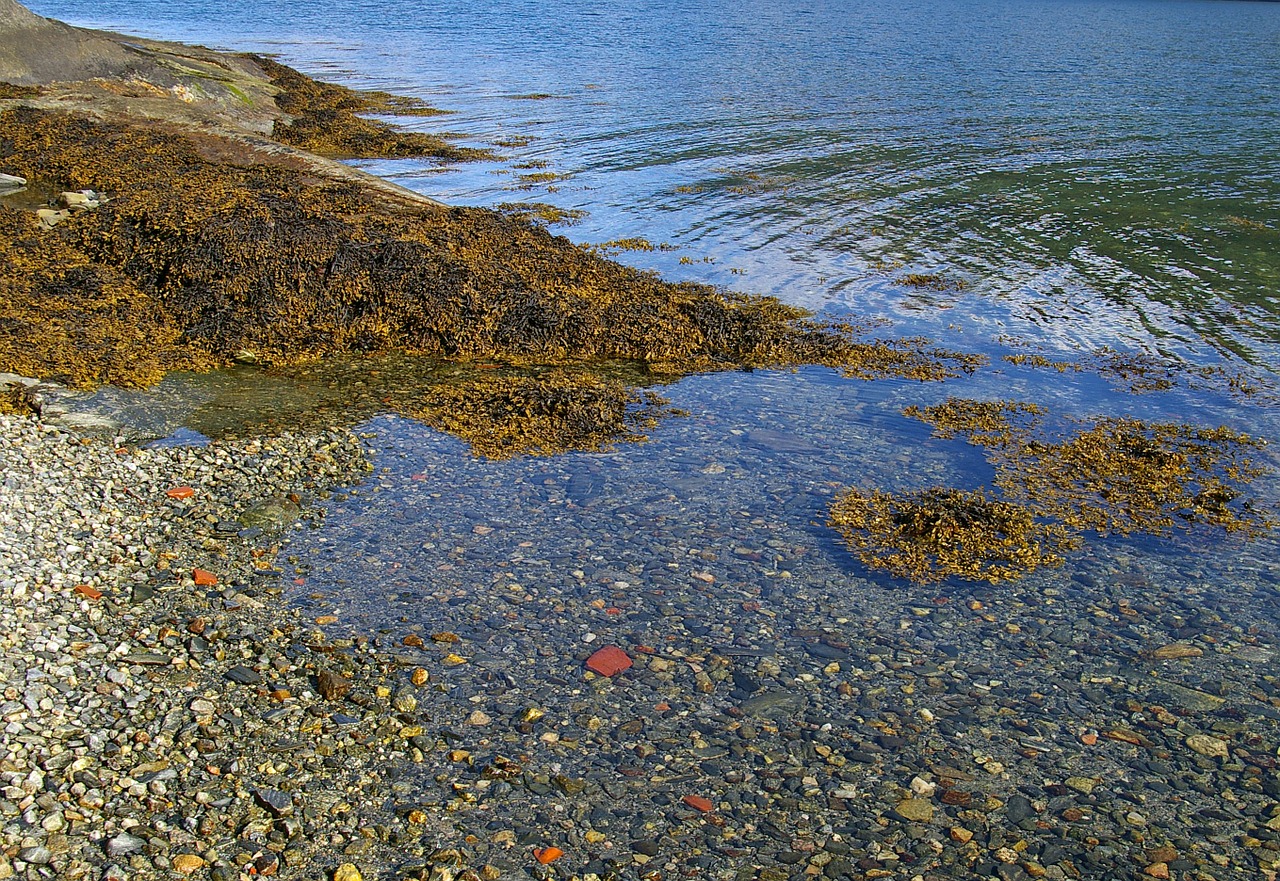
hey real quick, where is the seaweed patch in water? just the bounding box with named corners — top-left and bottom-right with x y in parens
top-left (837, 398), bottom-right (1275, 583)
top-left (895, 273), bottom-right (968, 292)
top-left (494, 202), bottom-right (587, 226)
top-left (1005, 346), bottom-right (1278, 402)
top-left (491, 135), bottom-right (535, 148)
top-left (828, 487), bottom-right (1076, 584)
top-left (252, 56), bottom-right (490, 162)
top-left (403, 369), bottom-right (680, 458)
top-left (585, 237), bottom-right (683, 256)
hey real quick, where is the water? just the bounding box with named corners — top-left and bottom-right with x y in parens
top-left (21, 2), bottom-right (1280, 868)
top-left (33, 0), bottom-right (1280, 366)
top-left (32, 0), bottom-right (1280, 594)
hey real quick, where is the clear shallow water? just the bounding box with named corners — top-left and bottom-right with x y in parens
top-left (31, 0), bottom-right (1280, 594)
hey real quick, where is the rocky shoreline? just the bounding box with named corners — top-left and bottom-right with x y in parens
top-left (0, 414), bottom-right (441, 881)
top-left (7, 411), bottom-right (1280, 881)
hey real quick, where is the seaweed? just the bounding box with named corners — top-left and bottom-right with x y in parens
top-left (834, 398), bottom-right (1274, 584)
top-left (0, 82), bottom-right (39, 99)
top-left (895, 273), bottom-right (968, 292)
top-left (250, 56), bottom-right (490, 161)
top-left (0, 206), bottom-right (202, 388)
top-left (494, 202), bottom-right (587, 226)
top-left (403, 369), bottom-right (678, 458)
top-left (828, 487), bottom-right (1076, 584)
top-left (0, 107), bottom-right (981, 403)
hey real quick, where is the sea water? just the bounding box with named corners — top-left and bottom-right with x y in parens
top-left (23, 0), bottom-right (1280, 872)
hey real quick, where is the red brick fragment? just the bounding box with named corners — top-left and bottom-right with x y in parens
top-left (166, 486), bottom-right (195, 500)
top-left (586, 645), bottom-right (632, 677)
top-left (192, 569), bottom-right (218, 586)
top-left (73, 584), bottom-right (102, 600)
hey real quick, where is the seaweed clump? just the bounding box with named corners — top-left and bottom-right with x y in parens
top-left (828, 487), bottom-right (1076, 584)
top-left (833, 399), bottom-right (1274, 584)
top-left (404, 370), bottom-right (677, 458)
top-left (908, 398), bottom-right (1272, 536)
top-left (895, 273), bottom-right (968, 292)
top-left (0, 207), bottom-right (200, 387)
top-left (494, 202), bottom-right (587, 226)
top-left (252, 56), bottom-right (490, 161)
top-left (0, 82), bottom-right (39, 99)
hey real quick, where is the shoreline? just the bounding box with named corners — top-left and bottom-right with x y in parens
top-left (4, 4), bottom-right (1280, 881)
top-left (0, 417), bottom-right (471, 881)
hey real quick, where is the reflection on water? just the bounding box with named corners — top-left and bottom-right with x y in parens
top-left (31, 0), bottom-right (1280, 368)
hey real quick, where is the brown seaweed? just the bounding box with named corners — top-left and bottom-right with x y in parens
top-left (828, 486), bottom-right (1077, 584)
top-left (250, 56), bottom-right (491, 161)
top-left (0, 107), bottom-right (982, 392)
top-left (403, 369), bottom-right (679, 458)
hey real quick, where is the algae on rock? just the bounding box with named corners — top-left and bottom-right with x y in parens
top-left (0, 107), bottom-right (981, 395)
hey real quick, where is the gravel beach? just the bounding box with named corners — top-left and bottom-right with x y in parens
top-left (0, 414), bottom-right (451, 881)
top-left (6, 407), bottom-right (1280, 881)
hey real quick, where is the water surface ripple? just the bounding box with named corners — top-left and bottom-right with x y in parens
top-left (34, 0), bottom-right (1280, 365)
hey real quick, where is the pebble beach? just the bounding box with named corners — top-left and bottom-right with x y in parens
top-left (3, 411), bottom-right (1280, 881)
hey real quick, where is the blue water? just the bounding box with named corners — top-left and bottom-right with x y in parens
top-left (32, 0), bottom-right (1280, 367)
top-left (28, 0), bottom-right (1280, 600)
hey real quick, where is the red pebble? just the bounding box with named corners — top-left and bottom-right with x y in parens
top-left (586, 645), bottom-right (632, 677)
top-left (683, 795), bottom-right (714, 812)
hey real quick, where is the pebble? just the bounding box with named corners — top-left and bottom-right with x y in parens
top-left (333, 865), bottom-right (363, 881)
top-left (5, 356), bottom-right (1280, 881)
top-left (1185, 733), bottom-right (1229, 758)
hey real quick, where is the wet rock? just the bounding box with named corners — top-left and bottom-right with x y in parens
top-left (238, 496), bottom-right (302, 531)
top-left (254, 788), bottom-right (294, 817)
top-left (1006, 794), bottom-right (1035, 823)
top-left (318, 669), bottom-right (352, 700)
top-left (895, 798), bottom-right (934, 822)
top-left (740, 690), bottom-right (805, 719)
top-left (105, 833), bottom-right (146, 858)
top-left (226, 665), bottom-right (262, 684)
top-left (586, 645), bottom-right (632, 677)
top-left (1186, 734), bottom-right (1229, 759)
